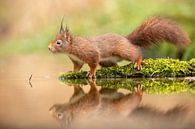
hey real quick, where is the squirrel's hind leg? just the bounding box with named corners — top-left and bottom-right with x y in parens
top-left (116, 48), bottom-right (143, 70)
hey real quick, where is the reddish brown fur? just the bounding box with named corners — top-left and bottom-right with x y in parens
top-left (48, 17), bottom-right (190, 78)
top-left (127, 17), bottom-right (190, 48)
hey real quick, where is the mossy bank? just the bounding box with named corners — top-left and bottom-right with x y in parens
top-left (60, 58), bottom-right (195, 79)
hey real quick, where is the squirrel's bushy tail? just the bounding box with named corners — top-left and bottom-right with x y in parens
top-left (126, 17), bottom-right (190, 48)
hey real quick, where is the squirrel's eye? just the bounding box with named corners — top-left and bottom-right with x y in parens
top-left (57, 113), bottom-right (63, 119)
top-left (56, 40), bottom-right (62, 46)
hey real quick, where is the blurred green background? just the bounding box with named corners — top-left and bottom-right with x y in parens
top-left (0, 0), bottom-right (194, 59)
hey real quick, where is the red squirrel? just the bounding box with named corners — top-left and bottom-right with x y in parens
top-left (48, 17), bottom-right (190, 78)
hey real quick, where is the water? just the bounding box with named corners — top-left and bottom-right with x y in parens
top-left (0, 55), bottom-right (195, 129)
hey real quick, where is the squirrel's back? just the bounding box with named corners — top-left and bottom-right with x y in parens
top-left (89, 33), bottom-right (141, 58)
top-left (88, 33), bottom-right (128, 45)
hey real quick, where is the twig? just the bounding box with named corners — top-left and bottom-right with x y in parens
top-left (29, 74), bottom-right (33, 87)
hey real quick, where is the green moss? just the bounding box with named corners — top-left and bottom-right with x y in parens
top-left (189, 58), bottom-right (195, 75)
top-left (59, 78), bottom-right (195, 95)
top-left (60, 58), bottom-right (195, 79)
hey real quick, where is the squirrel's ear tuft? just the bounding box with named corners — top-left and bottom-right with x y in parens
top-left (59, 17), bottom-right (65, 33)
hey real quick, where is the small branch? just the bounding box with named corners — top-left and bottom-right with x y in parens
top-left (29, 74), bottom-right (33, 87)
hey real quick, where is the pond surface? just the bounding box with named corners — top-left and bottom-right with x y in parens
top-left (0, 55), bottom-right (195, 129)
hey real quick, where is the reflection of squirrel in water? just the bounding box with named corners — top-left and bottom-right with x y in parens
top-left (49, 80), bottom-right (143, 128)
top-left (49, 80), bottom-right (188, 129)
top-left (48, 17), bottom-right (190, 78)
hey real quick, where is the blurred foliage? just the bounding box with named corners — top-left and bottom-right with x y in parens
top-left (60, 78), bottom-right (195, 95)
top-left (0, 0), bottom-right (195, 59)
top-left (59, 58), bottom-right (195, 79)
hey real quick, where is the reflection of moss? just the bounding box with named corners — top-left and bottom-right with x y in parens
top-left (143, 79), bottom-right (193, 94)
top-left (60, 78), bottom-right (195, 95)
top-left (60, 58), bottom-right (195, 79)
